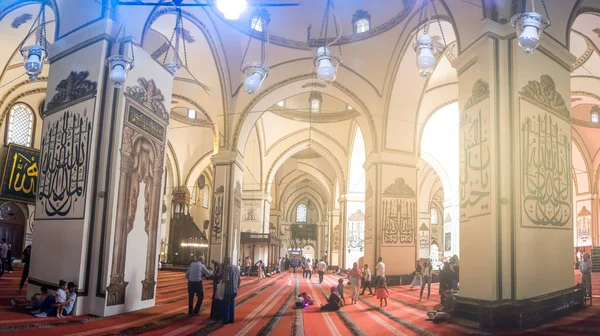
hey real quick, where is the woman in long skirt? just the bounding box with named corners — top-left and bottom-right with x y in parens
top-left (209, 260), bottom-right (223, 320)
top-left (409, 260), bottom-right (422, 290)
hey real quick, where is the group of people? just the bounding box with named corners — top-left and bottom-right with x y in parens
top-left (15, 280), bottom-right (77, 318)
top-left (186, 255), bottom-right (241, 324)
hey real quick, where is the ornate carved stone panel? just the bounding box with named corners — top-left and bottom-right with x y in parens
top-left (46, 71), bottom-right (97, 113)
top-left (381, 178), bottom-right (416, 246)
top-left (519, 75), bottom-right (570, 121)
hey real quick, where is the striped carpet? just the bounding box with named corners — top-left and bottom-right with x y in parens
top-left (0, 267), bottom-right (599, 335)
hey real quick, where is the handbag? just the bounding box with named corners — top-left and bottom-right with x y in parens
top-left (215, 281), bottom-right (225, 300)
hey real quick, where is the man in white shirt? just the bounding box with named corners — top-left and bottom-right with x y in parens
top-left (317, 259), bottom-right (327, 284)
top-left (186, 256), bottom-right (212, 316)
top-left (580, 253), bottom-right (593, 298)
top-left (375, 257), bottom-right (385, 287)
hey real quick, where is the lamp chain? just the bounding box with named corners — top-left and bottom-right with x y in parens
top-left (540, 0), bottom-right (551, 25)
top-left (416, 0), bottom-right (427, 45)
top-left (431, 0), bottom-right (447, 46)
top-left (24, 0), bottom-right (48, 51)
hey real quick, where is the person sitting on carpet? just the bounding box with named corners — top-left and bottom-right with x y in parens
top-left (15, 286), bottom-right (49, 311)
top-left (55, 280), bottom-right (68, 318)
top-left (30, 287), bottom-right (56, 318)
top-left (320, 287), bottom-right (341, 311)
top-left (295, 292), bottom-right (314, 308)
top-left (54, 282), bottom-right (77, 316)
top-left (427, 290), bottom-right (455, 322)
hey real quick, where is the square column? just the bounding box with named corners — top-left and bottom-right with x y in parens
top-left (454, 21), bottom-right (579, 320)
top-left (208, 151), bottom-right (244, 264)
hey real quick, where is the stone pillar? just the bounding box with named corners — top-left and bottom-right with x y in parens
top-left (454, 21), bottom-right (575, 303)
top-left (29, 16), bottom-right (173, 316)
top-left (329, 208), bottom-right (341, 267)
top-left (208, 151), bottom-right (244, 264)
top-left (337, 196), bottom-right (347, 268)
top-left (364, 153), bottom-right (419, 278)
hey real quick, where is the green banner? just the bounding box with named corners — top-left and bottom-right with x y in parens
top-left (0, 144), bottom-right (39, 204)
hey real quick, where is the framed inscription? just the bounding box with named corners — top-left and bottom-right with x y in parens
top-left (0, 144), bottom-right (40, 204)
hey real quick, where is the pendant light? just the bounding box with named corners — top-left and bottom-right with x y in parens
top-left (20, 1), bottom-right (49, 82)
top-left (314, 0), bottom-right (342, 84)
top-left (105, 25), bottom-right (135, 88)
top-left (241, 10), bottom-right (270, 95)
top-left (510, 0), bottom-right (551, 54)
top-left (162, 6), bottom-right (189, 76)
top-left (414, 0), bottom-right (446, 78)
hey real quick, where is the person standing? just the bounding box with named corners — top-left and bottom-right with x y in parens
top-left (316, 259), bottom-right (327, 284)
top-left (439, 262), bottom-right (453, 304)
top-left (244, 257), bottom-right (252, 277)
top-left (410, 260), bottom-right (422, 290)
top-left (209, 260), bottom-right (223, 320)
top-left (375, 257), bottom-right (385, 289)
top-left (185, 256), bottom-right (212, 316)
top-left (348, 262), bottom-right (362, 304)
top-left (257, 260), bottom-right (266, 281)
top-left (360, 264), bottom-right (373, 295)
top-left (291, 258), bottom-right (297, 274)
top-left (420, 259), bottom-right (433, 301)
top-left (18, 245), bottom-right (31, 294)
top-left (222, 256), bottom-right (241, 324)
top-left (6, 244), bottom-right (13, 273)
top-left (0, 239), bottom-right (7, 277)
top-left (301, 257), bottom-right (307, 278)
top-left (580, 253), bottom-right (593, 299)
top-left (305, 258), bottom-right (313, 280)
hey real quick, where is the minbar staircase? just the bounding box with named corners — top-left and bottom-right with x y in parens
top-left (591, 247), bottom-right (600, 272)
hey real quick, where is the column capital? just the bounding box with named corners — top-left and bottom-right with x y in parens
top-left (364, 151), bottom-right (418, 171)
top-left (211, 150), bottom-right (245, 169)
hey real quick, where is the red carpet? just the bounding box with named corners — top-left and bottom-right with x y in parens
top-left (0, 267), bottom-right (599, 335)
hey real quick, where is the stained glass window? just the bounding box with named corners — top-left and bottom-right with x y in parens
top-left (191, 186), bottom-right (197, 205)
top-left (202, 187), bottom-right (209, 208)
top-left (7, 104), bottom-right (33, 147)
top-left (592, 112), bottom-right (599, 124)
top-left (310, 99), bottom-right (320, 113)
top-left (188, 109), bottom-right (196, 119)
top-left (355, 19), bottom-right (370, 34)
top-left (431, 208), bottom-right (438, 225)
top-left (296, 204), bottom-right (307, 222)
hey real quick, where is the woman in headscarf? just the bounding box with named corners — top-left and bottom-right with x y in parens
top-left (348, 262), bottom-right (362, 304)
top-left (320, 287), bottom-right (341, 311)
top-left (439, 262), bottom-right (453, 304)
top-left (209, 260), bottom-right (223, 320)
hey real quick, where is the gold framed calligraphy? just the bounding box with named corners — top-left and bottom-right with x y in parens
top-left (0, 144), bottom-right (40, 204)
top-left (35, 98), bottom-right (95, 219)
top-left (520, 105), bottom-right (572, 229)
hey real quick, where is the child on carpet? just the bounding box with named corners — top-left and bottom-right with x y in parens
top-left (295, 292), bottom-right (314, 308)
top-left (337, 278), bottom-right (346, 306)
top-left (55, 280), bottom-right (67, 318)
top-left (375, 276), bottom-right (390, 307)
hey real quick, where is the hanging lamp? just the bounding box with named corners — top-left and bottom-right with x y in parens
top-left (314, 0), bottom-right (342, 84)
top-left (20, 0), bottom-right (49, 82)
top-left (162, 6), bottom-right (189, 76)
top-left (413, 0), bottom-right (447, 78)
top-left (241, 9), bottom-right (270, 95)
top-left (510, 0), bottom-right (551, 54)
top-left (216, 0), bottom-right (247, 20)
top-left (105, 25), bottom-right (135, 88)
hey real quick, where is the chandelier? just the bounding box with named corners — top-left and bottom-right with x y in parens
top-left (162, 6), bottom-right (189, 76)
top-left (105, 25), bottom-right (135, 88)
top-left (314, 0), bottom-right (343, 84)
top-left (20, 0), bottom-right (49, 82)
top-left (510, 0), bottom-right (551, 54)
top-left (413, 0), bottom-right (447, 78)
top-left (241, 9), bottom-right (270, 95)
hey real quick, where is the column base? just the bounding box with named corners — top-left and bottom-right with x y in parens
top-left (455, 285), bottom-right (586, 331)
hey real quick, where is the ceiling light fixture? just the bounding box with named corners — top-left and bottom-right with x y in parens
top-left (162, 6), bottom-right (189, 76)
top-left (241, 9), bottom-right (270, 95)
top-left (510, 0), bottom-right (551, 54)
top-left (105, 25), bottom-right (135, 88)
top-left (413, 0), bottom-right (446, 78)
top-left (20, 0), bottom-right (49, 82)
top-left (314, 0), bottom-right (342, 84)
top-left (216, 0), bottom-right (247, 20)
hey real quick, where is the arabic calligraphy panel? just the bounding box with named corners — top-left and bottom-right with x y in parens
top-left (459, 101), bottom-right (491, 221)
top-left (380, 198), bottom-right (416, 246)
top-left (35, 98), bottom-right (95, 220)
top-left (520, 101), bottom-right (572, 229)
top-left (576, 205), bottom-right (591, 247)
top-left (0, 144), bottom-right (40, 204)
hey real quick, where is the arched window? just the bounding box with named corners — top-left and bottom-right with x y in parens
top-left (310, 99), bottom-right (320, 113)
top-left (592, 112), bottom-right (599, 124)
top-left (431, 208), bottom-right (438, 225)
top-left (355, 18), bottom-right (370, 34)
top-left (296, 204), bottom-right (307, 222)
top-left (191, 186), bottom-right (198, 205)
top-left (187, 109), bottom-right (197, 119)
top-left (6, 103), bottom-right (34, 147)
top-left (251, 16), bottom-right (264, 32)
top-left (202, 187), bottom-right (209, 208)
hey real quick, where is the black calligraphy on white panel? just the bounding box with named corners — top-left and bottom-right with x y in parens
top-left (38, 109), bottom-right (92, 218)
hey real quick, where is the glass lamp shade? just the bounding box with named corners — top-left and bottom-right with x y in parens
top-left (511, 12), bottom-right (549, 54)
top-left (21, 45), bottom-right (46, 81)
top-left (315, 47), bottom-right (338, 83)
top-left (244, 72), bottom-right (264, 94)
top-left (417, 35), bottom-right (436, 77)
top-left (216, 0), bottom-right (247, 20)
top-left (241, 63), bottom-right (268, 95)
top-left (105, 55), bottom-right (133, 88)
